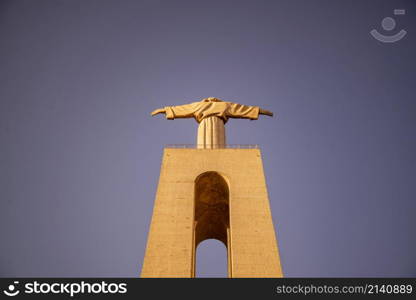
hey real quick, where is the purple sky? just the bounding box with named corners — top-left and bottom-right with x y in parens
top-left (1, 0), bottom-right (415, 277)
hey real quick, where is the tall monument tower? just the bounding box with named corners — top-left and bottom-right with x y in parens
top-left (141, 97), bottom-right (283, 277)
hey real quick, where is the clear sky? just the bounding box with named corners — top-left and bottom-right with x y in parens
top-left (0, 0), bottom-right (415, 277)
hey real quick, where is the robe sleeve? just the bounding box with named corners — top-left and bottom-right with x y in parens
top-left (164, 103), bottom-right (197, 120)
top-left (226, 103), bottom-right (260, 120)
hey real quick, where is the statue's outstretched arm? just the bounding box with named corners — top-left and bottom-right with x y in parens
top-left (227, 103), bottom-right (273, 120)
top-left (151, 103), bottom-right (197, 120)
top-left (259, 108), bottom-right (273, 117)
top-left (151, 108), bottom-right (166, 116)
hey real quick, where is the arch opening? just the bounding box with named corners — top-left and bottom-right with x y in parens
top-left (193, 171), bottom-right (230, 277)
top-left (196, 239), bottom-right (228, 277)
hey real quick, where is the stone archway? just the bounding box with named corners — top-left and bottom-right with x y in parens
top-left (193, 171), bottom-right (230, 277)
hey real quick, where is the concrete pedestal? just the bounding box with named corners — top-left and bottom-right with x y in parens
top-left (141, 148), bottom-right (283, 277)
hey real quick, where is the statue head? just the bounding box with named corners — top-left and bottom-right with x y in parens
top-left (202, 97), bottom-right (223, 102)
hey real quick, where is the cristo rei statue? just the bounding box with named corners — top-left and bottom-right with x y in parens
top-left (151, 97), bottom-right (273, 148)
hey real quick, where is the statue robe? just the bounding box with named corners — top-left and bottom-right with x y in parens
top-left (164, 101), bottom-right (260, 149)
